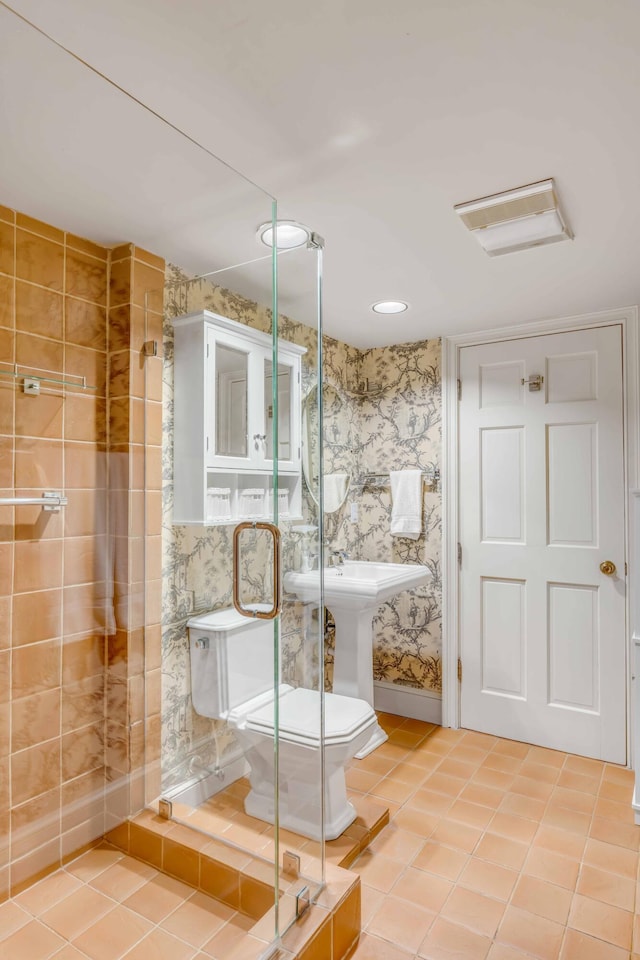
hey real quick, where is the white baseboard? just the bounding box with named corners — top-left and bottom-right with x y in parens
top-left (165, 755), bottom-right (249, 808)
top-left (373, 680), bottom-right (442, 724)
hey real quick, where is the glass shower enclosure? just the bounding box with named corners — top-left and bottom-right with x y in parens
top-left (1, 4), bottom-right (326, 952)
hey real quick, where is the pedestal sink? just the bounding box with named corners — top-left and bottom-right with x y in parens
top-left (283, 560), bottom-right (431, 757)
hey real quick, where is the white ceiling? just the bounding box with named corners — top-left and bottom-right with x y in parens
top-left (1, 0), bottom-right (639, 348)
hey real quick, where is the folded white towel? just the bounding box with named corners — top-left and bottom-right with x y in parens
top-left (390, 469), bottom-right (423, 539)
top-left (324, 473), bottom-right (349, 513)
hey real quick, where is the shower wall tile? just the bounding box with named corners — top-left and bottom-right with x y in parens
top-left (0, 275), bottom-right (13, 329)
top-left (15, 281), bottom-right (64, 340)
top-left (11, 689), bottom-right (61, 752)
top-left (15, 229), bottom-right (64, 291)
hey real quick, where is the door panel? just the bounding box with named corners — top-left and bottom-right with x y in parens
top-left (459, 325), bottom-right (626, 762)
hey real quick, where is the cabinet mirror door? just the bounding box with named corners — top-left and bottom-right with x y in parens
top-left (216, 343), bottom-right (248, 458)
top-left (264, 359), bottom-right (292, 462)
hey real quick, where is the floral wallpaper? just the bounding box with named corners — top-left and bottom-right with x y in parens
top-left (161, 266), bottom-right (441, 790)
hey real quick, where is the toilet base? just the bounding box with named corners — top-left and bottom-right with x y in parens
top-left (354, 721), bottom-right (388, 759)
top-left (245, 790), bottom-right (357, 842)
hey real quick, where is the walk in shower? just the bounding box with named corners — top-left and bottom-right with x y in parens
top-left (1, 4), bottom-right (327, 954)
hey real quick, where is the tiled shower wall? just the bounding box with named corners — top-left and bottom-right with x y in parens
top-left (0, 204), bottom-right (164, 899)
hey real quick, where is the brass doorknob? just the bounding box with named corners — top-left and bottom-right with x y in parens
top-left (600, 560), bottom-right (616, 576)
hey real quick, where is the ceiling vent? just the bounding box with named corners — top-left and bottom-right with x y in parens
top-left (454, 179), bottom-right (573, 257)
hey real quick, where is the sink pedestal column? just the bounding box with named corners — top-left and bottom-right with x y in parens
top-left (330, 604), bottom-right (388, 758)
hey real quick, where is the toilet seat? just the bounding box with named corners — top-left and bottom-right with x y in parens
top-left (246, 687), bottom-right (375, 748)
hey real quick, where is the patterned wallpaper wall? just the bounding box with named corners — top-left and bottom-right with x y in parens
top-left (161, 266), bottom-right (441, 788)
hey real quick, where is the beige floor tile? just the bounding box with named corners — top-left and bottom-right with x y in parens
top-left (487, 944), bottom-right (534, 960)
top-left (15, 871), bottom-right (83, 917)
top-left (122, 927), bottom-right (199, 960)
top-left (88, 857), bottom-right (156, 901)
top-left (488, 811), bottom-right (538, 845)
top-left (350, 931), bottom-right (414, 959)
top-left (583, 837), bottom-right (638, 878)
top-left (65, 846), bottom-right (124, 882)
top-left (367, 893), bottom-right (435, 953)
top-left (418, 916), bottom-right (491, 960)
top-left (392, 806), bottom-right (440, 838)
top-left (518, 761), bottom-right (561, 785)
top-left (576, 862), bottom-right (635, 911)
top-left (560, 928), bottom-right (629, 960)
top-left (367, 824), bottom-right (425, 862)
top-left (392, 866), bottom-right (453, 913)
top-left (202, 912), bottom-right (255, 958)
top-left (589, 815), bottom-right (640, 850)
top-left (51, 945), bottom-right (94, 959)
top-left (412, 840), bottom-right (468, 881)
top-left (40, 886), bottom-right (115, 940)
top-left (496, 905), bottom-right (564, 960)
top-left (352, 851), bottom-right (406, 893)
top-left (405, 790), bottom-right (454, 818)
top-left (72, 904), bottom-right (153, 960)
top-left (360, 884), bottom-right (385, 928)
top-left (474, 832), bottom-right (529, 871)
top-left (499, 792), bottom-right (547, 822)
top-left (447, 798), bottom-right (494, 829)
top-left (458, 858), bottom-right (519, 901)
top-left (0, 918), bottom-right (66, 959)
top-left (440, 885), bottom-right (505, 938)
top-left (510, 874), bottom-right (572, 924)
top-left (123, 873), bottom-right (195, 923)
top-left (429, 818), bottom-right (483, 854)
top-left (160, 891), bottom-right (236, 948)
top-left (370, 778), bottom-right (417, 805)
top-left (0, 899), bottom-right (33, 939)
top-left (523, 847), bottom-right (580, 890)
top-left (532, 824), bottom-right (586, 860)
top-left (568, 892), bottom-right (633, 950)
top-left (459, 782), bottom-right (504, 810)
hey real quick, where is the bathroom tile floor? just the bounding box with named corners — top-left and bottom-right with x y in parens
top-left (3, 712), bottom-right (640, 960)
top-left (0, 844), bottom-right (255, 960)
top-left (347, 713), bottom-right (640, 960)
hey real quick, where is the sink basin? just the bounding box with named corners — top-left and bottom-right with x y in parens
top-left (284, 560), bottom-right (429, 609)
top-left (284, 560), bottom-right (430, 757)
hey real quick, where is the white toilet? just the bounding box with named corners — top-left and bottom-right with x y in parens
top-left (187, 607), bottom-right (377, 841)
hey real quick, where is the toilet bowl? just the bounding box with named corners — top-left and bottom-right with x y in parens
top-left (188, 607), bottom-right (377, 841)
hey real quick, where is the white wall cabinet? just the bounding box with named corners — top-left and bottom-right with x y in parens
top-left (173, 310), bottom-right (306, 525)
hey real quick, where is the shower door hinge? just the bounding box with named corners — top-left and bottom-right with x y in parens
top-left (457, 378), bottom-right (462, 400)
top-left (158, 798), bottom-right (173, 820)
top-left (142, 340), bottom-right (158, 357)
top-left (457, 658), bottom-right (462, 683)
top-left (457, 542), bottom-right (462, 565)
top-left (295, 885), bottom-right (310, 919)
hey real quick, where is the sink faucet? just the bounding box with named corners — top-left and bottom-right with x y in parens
top-left (329, 550), bottom-right (349, 567)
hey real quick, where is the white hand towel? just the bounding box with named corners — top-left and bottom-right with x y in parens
top-left (324, 473), bottom-right (349, 513)
top-left (390, 469), bottom-right (422, 539)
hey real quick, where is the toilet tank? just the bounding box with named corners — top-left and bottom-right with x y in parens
top-left (187, 607), bottom-right (275, 718)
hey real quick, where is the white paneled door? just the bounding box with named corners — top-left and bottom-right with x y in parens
top-left (459, 326), bottom-right (626, 762)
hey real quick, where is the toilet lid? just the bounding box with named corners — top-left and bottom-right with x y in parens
top-left (246, 687), bottom-right (375, 746)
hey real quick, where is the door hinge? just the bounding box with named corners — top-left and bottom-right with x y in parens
top-left (457, 542), bottom-right (462, 565)
top-left (457, 658), bottom-right (462, 682)
top-left (625, 561), bottom-right (628, 576)
top-left (457, 378), bottom-right (462, 401)
top-left (206, 342), bottom-right (210, 358)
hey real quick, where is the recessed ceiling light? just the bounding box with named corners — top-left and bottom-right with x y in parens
top-left (257, 220), bottom-right (311, 249)
top-left (371, 300), bottom-right (409, 314)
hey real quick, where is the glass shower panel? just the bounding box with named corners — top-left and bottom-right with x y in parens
top-left (163, 230), bottom-right (326, 940)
